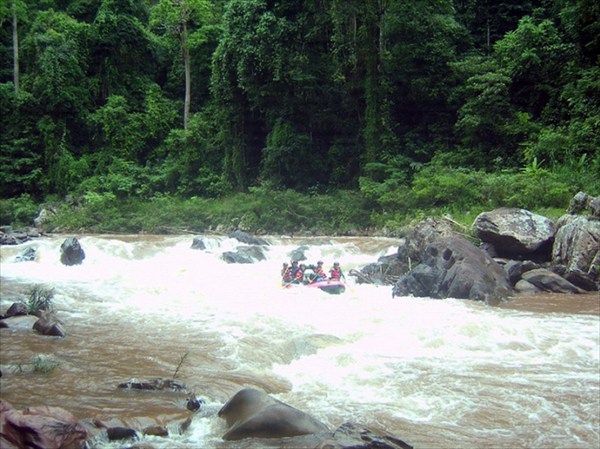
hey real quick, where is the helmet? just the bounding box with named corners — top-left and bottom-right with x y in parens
top-left (317, 260), bottom-right (323, 265)
top-left (292, 260), bottom-right (298, 265)
top-left (334, 262), bottom-right (340, 267)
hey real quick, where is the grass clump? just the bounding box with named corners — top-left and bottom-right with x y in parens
top-left (31, 355), bottom-right (59, 373)
top-left (27, 285), bottom-right (55, 314)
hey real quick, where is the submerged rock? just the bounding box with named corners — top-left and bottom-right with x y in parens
top-left (15, 246), bottom-right (36, 262)
top-left (317, 422), bottom-right (413, 449)
top-left (33, 311), bottom-right (66, 337)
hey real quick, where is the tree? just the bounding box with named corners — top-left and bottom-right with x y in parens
top-left (558, 0), bottom-right (600, 66)
top-left (150, 0), bottom-right (214, 130)
top-left (495, 16), bottom-right (573, 120)
top-left (0, 0), bottom-right (27, 92)
top-left (90, 0), bottom-right (156, 104)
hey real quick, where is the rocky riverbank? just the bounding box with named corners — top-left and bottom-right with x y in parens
top-left (352, 191), bottom-right (599, 303)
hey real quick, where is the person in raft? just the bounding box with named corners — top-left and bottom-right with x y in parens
top-left (313, 261), bottom-right (327, 282)
top-left (295, 263), bottom-right (307, 283)
top-left (288, 260), bottom-right (301, 283)
top-left (281, 262), bottom-right (293, 283)
top-left (329, 262), bottom-right (344, 281)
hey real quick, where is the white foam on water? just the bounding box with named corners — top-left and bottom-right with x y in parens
top-left (1, 235), bottom-right (598, 448)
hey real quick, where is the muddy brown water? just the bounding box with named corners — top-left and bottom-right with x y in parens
top-left (1, 235), bottom-right (598, 448)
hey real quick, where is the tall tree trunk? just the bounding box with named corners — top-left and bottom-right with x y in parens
top-left (362, 2), bottom-right (382, 165)
top-left (12, 1), bottom-right (19, 93)
top-left (182, 21), bottom-right (191, 131)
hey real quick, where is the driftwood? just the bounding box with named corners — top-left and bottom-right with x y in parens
top-left (349, 268), bottom-right (401, 285)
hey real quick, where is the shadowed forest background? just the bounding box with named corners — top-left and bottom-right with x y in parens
top-left (1, 0), bottom-right (598, 234)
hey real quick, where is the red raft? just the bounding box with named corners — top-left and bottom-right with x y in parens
top-left (306, 279), bottom-right (346, 294)
top-left (283, 278), bottom-right (346, 295)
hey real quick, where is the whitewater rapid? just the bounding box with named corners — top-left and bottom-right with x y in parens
top-left (1, 234), bottom-right (598, 449)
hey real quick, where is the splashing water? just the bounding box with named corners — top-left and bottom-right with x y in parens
top-left (1, 235), bottom-right (598, 449)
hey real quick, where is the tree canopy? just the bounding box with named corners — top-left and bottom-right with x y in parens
top-left (1, 0), bottom-right (598, 205)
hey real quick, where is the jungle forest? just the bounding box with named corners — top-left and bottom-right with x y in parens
top-left (1, 0), bottom-right (599, 234)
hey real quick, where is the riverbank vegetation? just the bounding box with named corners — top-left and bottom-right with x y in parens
top-left (1, 1), bottom-right (598, 235)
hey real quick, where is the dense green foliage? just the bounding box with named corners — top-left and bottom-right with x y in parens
top-left (1, 0), bottom-right (598, 233)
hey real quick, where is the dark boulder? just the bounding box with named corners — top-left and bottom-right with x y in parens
top-left (521, 268), bottom-right (585, 294)
top-left (33, 311), bottom-right (66, 337)
top-left (60, 237), bottom-right (86, 266)
top-left (186, 395), bottom-right (204, 412)
top-left (472, 208), bottom-right (555, 259)
top-left (190, 237), bottom-right (206, 250)
top-left (392, 235), bottom-right (512, 303)
top-left (143, 425), bottom-right (169, 437)
top-left (5, 302), bottom-right (28, 317)
top-left (222, 246), bottom-right (267, 264)
top-left (514, 279), bottom-right (542, 294)
top-left (117, 378), bottom-right (187, 391)
top-left (107, 426), bottom-right (138, 441)
top-left (504, 260), bottom-right (540, 286)
top-left (218, 388), bottom-right (329, 441)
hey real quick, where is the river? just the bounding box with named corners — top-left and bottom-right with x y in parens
top-left (0, 234), bottom-right (598, 449)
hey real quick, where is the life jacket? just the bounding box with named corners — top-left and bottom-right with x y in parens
top-left (282, 267), bottom-right (293, 282)
top-left (314, 265), bottom-right (326, 280)
top-left (329, 267), bottom-right (342, 280)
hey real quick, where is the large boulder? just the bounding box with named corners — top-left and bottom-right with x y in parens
top-left (0, 400), bottom-right (88, 449)
top-left (521, 268), bottom-right (585, 294)
top-left (222, 245), bottom-right (267, 263)
top-left (392, 235), bottom-right (512, 303)
top-left (218, 388), bottom-right (329, 440)
top-left (472, 208), bottom-right (555, 259)
top-left (60, 237), bottom-right (85, 266)
top-left (352, 218), bottom-right (455, 286)
top-left (551, 215), bottom-right (599, 290)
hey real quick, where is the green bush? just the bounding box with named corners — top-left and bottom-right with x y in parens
top-left (0, 194), bottom-right (39, 227)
